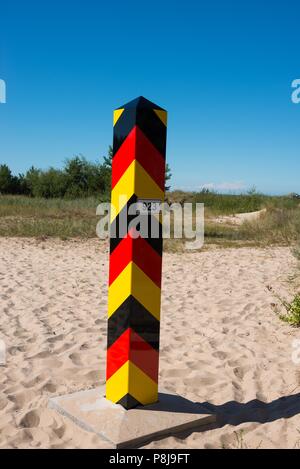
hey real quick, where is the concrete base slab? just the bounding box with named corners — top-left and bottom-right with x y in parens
top-left (49, 386), bottom-right (216, 448)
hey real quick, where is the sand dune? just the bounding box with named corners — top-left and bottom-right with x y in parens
top-left (211, 209), bottom-right (267, 225)
top-left (1, 238), bottom-right (300, 448)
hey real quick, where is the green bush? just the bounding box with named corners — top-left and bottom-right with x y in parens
top-left (1, 150), bottom-right (113, 199)
top-left (0, 164), bottom-right (23, 194)
top-left (0, 145), bottom-right (172, 199)
top-left (64, 156), bottom-right (110, 198)
top-left (279, 294), bottom-right (300, 327)
top-left (35, 168), bottom-right (68, 198)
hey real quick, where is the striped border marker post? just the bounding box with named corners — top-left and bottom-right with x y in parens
top-left (106, 96), bottom-right (167, 410)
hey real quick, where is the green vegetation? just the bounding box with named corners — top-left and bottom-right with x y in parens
top-left (0, 147), bottom-right (172, 199)
top-left (168, 190), bottom-right (300, 248)
top-left (0, 196), bottom-right (102, 238)
top-left (168, 189), bottom-right (299, 216)
top-left (239, 206), bottom-right (300, 245)
top-left (1, 154), bottom-right (300, 245)
top-left (0, 152), bottom-right (112, 199)
top-left (279, 294), bottom-right (300, 327)
top-left (0, 150), bottom-right (173, 238)
top-left (0, 191), bottom-right (299, 245)
top-left (269, 283), bottom-right (300, 328)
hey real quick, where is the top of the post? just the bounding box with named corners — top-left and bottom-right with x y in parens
top-left (115, 96), bottom-right (166, 112)
top-left (113, 96), bottom-right (167, 155)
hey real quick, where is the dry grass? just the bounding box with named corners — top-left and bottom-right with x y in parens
top-left (0, 194), bottom-right (300, 250)
top-left (0, 196), bottom-right (100, 238)
top-left (239, 207), bottom-right (300, 246)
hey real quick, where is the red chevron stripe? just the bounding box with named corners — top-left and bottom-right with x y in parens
top-left (130, 328), bottom-right (159, 383)
top-left (112, 126), bottom-right (165, 190)
top-left (109, 230), bottom-right (162, 287)
top-left (106, 328), bottom-right (159, 382)
top-left (106, 328), bottom-right (130, 381)
top-left (132, 233), bottom-right (162, 287)
top-left (135, 126), bottom-right (165, 191)
top-left (109, 231), bottom-right (132, 285)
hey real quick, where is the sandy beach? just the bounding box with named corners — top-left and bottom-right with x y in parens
top-left (1, 238), bottom-right (300, 449)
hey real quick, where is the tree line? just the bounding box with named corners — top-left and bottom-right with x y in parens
top-left (0, 146), bottom-right (172, 198)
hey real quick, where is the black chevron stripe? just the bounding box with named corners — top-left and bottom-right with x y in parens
top-left (116, 393), bottom-right (141, 410)
top-left (110, 194), bottom-right (163, 256)
top-left (107, 295), bottom-right (160, 351)
top-left (113, 107), bottom-right (136, 156)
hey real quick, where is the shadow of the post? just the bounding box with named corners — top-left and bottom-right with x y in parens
top-left (135, 391), bottom-right (300, 442)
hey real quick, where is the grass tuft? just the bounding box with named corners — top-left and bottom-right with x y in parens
top-left (279, 294), bottom-right (300, 327)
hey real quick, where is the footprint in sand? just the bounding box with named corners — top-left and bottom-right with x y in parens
top-left (19, 410), bottom-right (40, 428)
top-left (41, 381), bottom-right (57, 393)
top-left (53, 423), bottom-right (66, 439)
top-left (7, 390), bottom-right (37, 410)
top-left (69, 353), bottom-right (82, 366)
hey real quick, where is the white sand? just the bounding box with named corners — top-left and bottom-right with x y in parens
top-left (1, 238), bottom-right (300, 449)
top-left (212, 209), bottom-right (267, 225)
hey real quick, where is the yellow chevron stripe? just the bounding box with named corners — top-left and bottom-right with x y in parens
top-left (108, 261), bottom-right (161, 320)
top-left (108, 262), bottom-right (132, 318)
top-left (131, 263), bottom-right (161, 320)
top-left (153, 109), bottom-right (167, 126)
top-left (106, 360), bottom-right (158, 405)
top-left (113, 108), bottom-right (124, 126)
top-left (135, 161), bottom-right (164, 201)
top-left (106, 361), bottom-right (129, 403)
top-left (110, 161), bottom-right (164, 223)
top-left (110, 160), bottom-right (135, 223)
top-left (129, 361), bottom-right (158, 405)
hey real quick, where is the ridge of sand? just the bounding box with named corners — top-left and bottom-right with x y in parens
top-left (211, 208), bottom-right (267, 226)
top-left (0, 238), bottom-right (300, 449)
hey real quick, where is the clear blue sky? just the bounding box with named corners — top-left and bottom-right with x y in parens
top-left (0, 0), bottom-right (299, 194)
